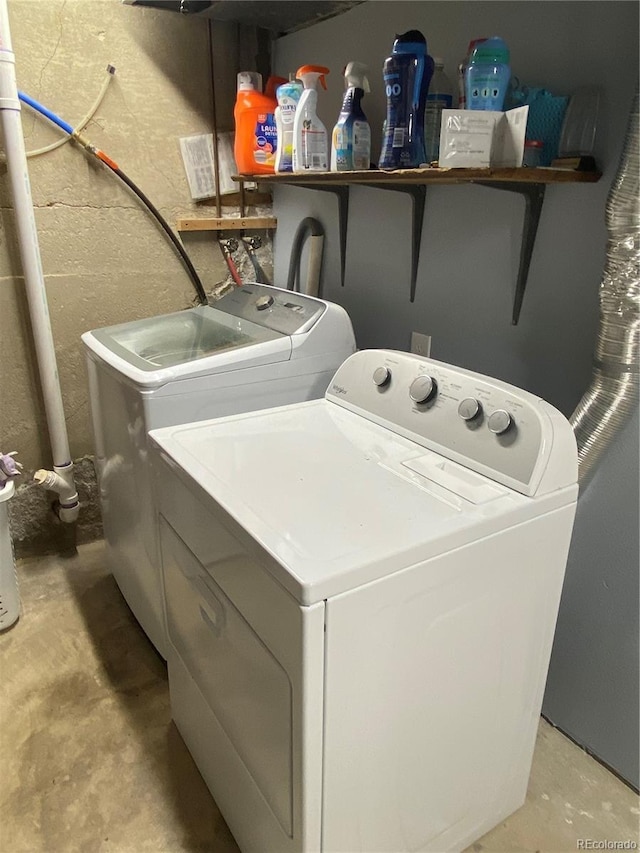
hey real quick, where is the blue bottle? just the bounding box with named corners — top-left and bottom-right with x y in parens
top-left (378, 30), bottom-right (435, 169)
top-left (331, 61), bottom-right (371, 171)
top-left (465, 37), bottom-right (511, 111)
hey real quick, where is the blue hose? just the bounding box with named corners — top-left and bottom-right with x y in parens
top-left (18, 91), bottom-right (73, 135)
top-left (17, 88), bottom-right (207, 304)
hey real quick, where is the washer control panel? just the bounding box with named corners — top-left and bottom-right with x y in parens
top-left (217, 283), bottom-right (325, 335)
top-left (327, 349), bottom-right (576, 495)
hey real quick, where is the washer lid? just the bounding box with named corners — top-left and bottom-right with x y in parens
top-left (83, 305), bottom-right (290, 387)
top-left (150, 400), bottom-right (548, 605)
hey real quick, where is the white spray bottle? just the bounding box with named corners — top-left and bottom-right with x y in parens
top-left (331, 61), bottom-right (371, 171)
top-left (292, 64), bottom-right (330, 172)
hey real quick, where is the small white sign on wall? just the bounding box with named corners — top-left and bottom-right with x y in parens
top-left (179, 132), bottom-right (237, 199)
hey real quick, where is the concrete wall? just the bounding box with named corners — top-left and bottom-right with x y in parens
top-left (1, 0), bottom-right (271, 551)
top-left (272, 1), bottom-right (639, 787)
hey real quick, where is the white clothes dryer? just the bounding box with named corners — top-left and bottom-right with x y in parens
top-left (149, 349), bottom-right (578, 853)
top-left (82, 283), bottom-right (355, 658)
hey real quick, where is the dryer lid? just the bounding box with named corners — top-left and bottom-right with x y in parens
top-left (150, 400), bottom-right (550, 606)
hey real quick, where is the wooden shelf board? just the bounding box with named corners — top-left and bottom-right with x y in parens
top-left (176, 216), bottom-right (277, 232)
top-left (196, 191), bottom-right (272, 208)
top-left (233, 167), bottom-right (601, 187)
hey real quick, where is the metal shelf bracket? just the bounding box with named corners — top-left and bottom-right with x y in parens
top-left (365, 183), bottom-right (427, 302)
top-left (476, 181), bottom-right (547, 325)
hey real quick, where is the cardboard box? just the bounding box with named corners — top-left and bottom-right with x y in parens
top-left (438, 106), bottom-right (529, 168)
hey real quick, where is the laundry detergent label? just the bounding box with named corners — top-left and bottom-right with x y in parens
top-left (333, 120), bottom-right (371, 170)
top-left (279, 100), bottom-right (297, 126)
top-left (254, 112), bottom-right (278, 165)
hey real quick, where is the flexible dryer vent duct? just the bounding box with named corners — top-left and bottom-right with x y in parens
top-left (571, 91), bottom-right (639, 487)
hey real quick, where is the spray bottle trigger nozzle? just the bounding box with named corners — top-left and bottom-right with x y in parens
top-left (344, 62), bottom-right (370, 93)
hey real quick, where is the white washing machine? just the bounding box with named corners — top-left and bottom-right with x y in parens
top-left (82, 283), bottom-right (355, 659)
top-left (149, 349), bottom-right (578, 853)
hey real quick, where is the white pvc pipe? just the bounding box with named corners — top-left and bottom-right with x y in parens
top-left (0, 1), bottom-right (74, 473)
top-left (33, 467), bottom-right (79, 522)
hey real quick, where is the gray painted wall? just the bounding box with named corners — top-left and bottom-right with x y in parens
top-left (272, 1), bottom-right (639, 787)
top-left (545, 411), bottom-right (639, 788)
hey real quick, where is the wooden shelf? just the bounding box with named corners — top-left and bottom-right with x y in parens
top-left (176, 215), bottom-right (276, 232)
top-left (233, 166), bottom-right (602, 187)
top-left (196, 190), bottom-right (272, 208)
top-left (232, 166), bottom-right (602, 324)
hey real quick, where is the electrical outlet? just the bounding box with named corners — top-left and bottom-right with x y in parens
top-left (410, 332), bottom-right (432, 358)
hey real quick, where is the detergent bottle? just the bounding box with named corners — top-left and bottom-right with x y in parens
top-left (457, 38), bottom-right (486, 108)
top-left (331, 61), bottom-right (371, 171)
top-left (234, 71), bottom-right (278, 175)
top-left (274, 76), bottom-right (303, 173)
top-left (264, 75), bottom-right (287, 99)
top-left (378, 30), bottom-right (434, 169)
top-left (292, 65), bottom-right (330, 172)
top-left (465, 37), bottom-right (511, 111)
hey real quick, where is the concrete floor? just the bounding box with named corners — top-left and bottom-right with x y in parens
top-left (1, 540), bottom-right (638, 853)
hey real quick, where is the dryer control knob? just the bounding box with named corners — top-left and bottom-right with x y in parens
top-left (488, 409), bottom-right (513, 435)
top-left (373, 366), bottom-right (391, 387)
top-left (458, 397), bottom-right (482, 421)
top-left (256, 294), bottom-right (274, 310)
top-left (410, 375), bottom-right (437, 404)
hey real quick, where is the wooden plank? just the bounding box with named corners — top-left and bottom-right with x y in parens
top-left (233, 167), bottom-right (601, 187)
top-left (196, 191), bottom-right (272, 207)
top-left (176, 216), bottom-right (277, 232)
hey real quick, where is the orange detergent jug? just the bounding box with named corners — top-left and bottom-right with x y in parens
top-left (234, 73), bottom-right (285, 175)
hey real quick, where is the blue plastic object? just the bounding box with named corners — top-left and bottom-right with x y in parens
top-left (378, 30), bottom-right (434, 169)
top-left (18, 91), bottom-right (73, 134)
top-left (331, 61), bottom-right (371, 171)
top-left (465, 36), bottom-right (511, 112)
top-left (510, 85), bottom-right (569, 165)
